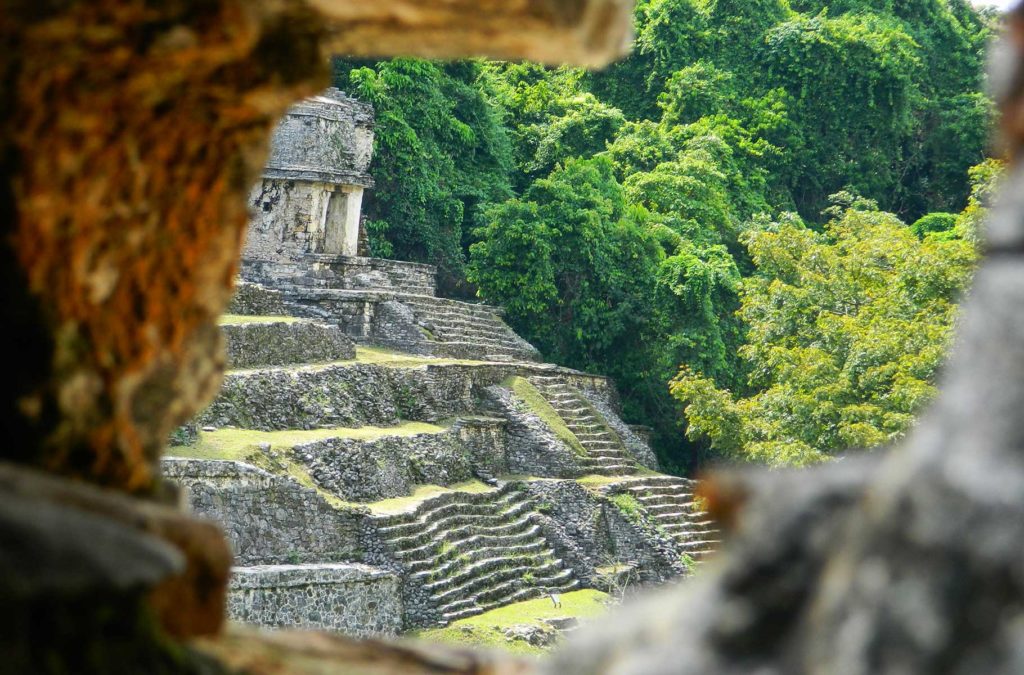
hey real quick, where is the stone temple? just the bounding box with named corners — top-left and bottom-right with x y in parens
top-left (166, 90), bottom-right (717, 638)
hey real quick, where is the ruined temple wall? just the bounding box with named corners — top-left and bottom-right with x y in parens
top-left (195, 362), bottom-right (525, 431)
top-left (242, 89), bottom-right (374, 265)
top-left (525, 481), bottom-right (613, 583)
top-left (603, 508), bottom-right (686, 583)
top-left (245, 179), bottom-right (335, 261)
top-left (263, 90), bottom-right (374, 185)
top-left (228, 564), bottom-right (402, 638)
top-left (487, 386), bottom-right (592, 478)
top-left (163, 459), bottom-right (366, 566)
top-left (290, 420), bottom-right (508, 503)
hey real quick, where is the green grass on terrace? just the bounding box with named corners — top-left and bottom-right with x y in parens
top-left (366, 480), bottom-right (493, 515)
top-left (167, 422), bottom-right (448, 462)
top-left (504, 376), bottom-right (588, 457)
top-left (412, 589), bottom-right (612, 656)
top-left (219, 314), bottom-right (301, 325)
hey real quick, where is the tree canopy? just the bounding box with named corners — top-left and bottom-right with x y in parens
top-left (333, 0), bottom-right (996, 471)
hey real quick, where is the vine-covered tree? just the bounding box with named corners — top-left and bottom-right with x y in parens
top-left (671, 198), bottom-right (977, 466)
top-left (334, 0), bottom-right (995, 470)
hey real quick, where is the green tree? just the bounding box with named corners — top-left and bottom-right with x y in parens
top-left (671, 199), bottom-right (976, 466)
top-left (333, 58), bottom-right (513, 295)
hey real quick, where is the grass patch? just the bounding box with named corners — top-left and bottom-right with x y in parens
top-left (354, 346), bottom-right (487, 368)
top-left (575, 474), bottom-right (630, 488)
top-left (166, 422), bottom-right (448, 461)
top-left (504, 377), bottom-right (587, 457)
top-left (219, 314), bottom-right (300, 325)
top-left (227, 347), bottom-right (493, 375)
top-left (367, 480), bottom-right (492, 515)
top-left (609, 493), bottom-right (645, 524)
top-left (412, 589), bottom-right (612, 656)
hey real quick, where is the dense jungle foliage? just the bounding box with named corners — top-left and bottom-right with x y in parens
top-left (333, 0), bottom-right (1000, 472)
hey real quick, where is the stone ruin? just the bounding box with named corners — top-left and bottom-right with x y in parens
top-left (167, 91), bottom-right (718, 637)
top-left (8, 1), bottom-right (1024, 672)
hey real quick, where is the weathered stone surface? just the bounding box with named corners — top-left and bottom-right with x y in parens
top-left (229, 282), bottom-right (292, 317)
top-left (222, 319), bottom-right (355, 369)
top-left (228, 563), bottom-right (402, 637)
top-left (164, 459), bottom-right (366, 566)
top-left (293, 421), bottom-right (506, 502)
top-left (0, 489), bottom-right (184, 599)
top-left (197, 361), bottom-right (521, 431)
top-left (312, 0), bottom-right (634, 67)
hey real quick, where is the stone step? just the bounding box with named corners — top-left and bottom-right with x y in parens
top-left (440, 577), bottom-right (580, 623)
top-left (375, 488), bottom-right (525, 533)
top-left (417, 313), bottom-right (511, 333)
top-left (388, 514), bottom-right (541, 559)
top-left (425, 552), bottom-right (560, 597)
top-left (408, 541), bottom-right (548, 581)
top-left (376, 491), bottom-right (527, 531)
top-left (403, 528), bottom-right (548, 575)
top-left (435, 566), bottom-right (574, 615)
top-left (383, 507), bottom-right (537, 553)
top-left (642, 504), bottom-right (701, 518)
top-left (401, 297), bottom-right (506, 319)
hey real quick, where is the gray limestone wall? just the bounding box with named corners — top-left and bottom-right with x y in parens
top-left (245, 179), bottom-right (339, 261)
top-left (228, 281), bottom-right (290, 316)
top-left (302, 256), bottom-right (436, 296)
top-left (262, 89), bottom-right (374, 187)
top-left (604, 504), bottom-right (687, 583)
top-left (222, 320), bottom-right (355, 369)
top-left (581, 381), bottom-right (659, 469)
top-left (163, 458), bottom-right (366, 566)
top-left (290, 420), bottom-right (507, 503)
top-left (524, 481), bottom-right (613, 584)
top-left (487, 386), bottom-right (589, 478)
top-left (228, 564), bottom-right (401, 638)
top-left (195, 362), bottom-right (521, 431)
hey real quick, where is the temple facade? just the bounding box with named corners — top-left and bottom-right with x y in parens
top-left (245, 88), bottom-right (374, 261)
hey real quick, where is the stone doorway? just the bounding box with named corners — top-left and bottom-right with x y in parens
top-left (323, 187), bottom-right (363, 256)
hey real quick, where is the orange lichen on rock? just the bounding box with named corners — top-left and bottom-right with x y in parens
top-left (3, 1), bottom-right (328, 493)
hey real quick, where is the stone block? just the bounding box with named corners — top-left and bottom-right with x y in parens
top-left (228, 563), bottom-right (402, 638)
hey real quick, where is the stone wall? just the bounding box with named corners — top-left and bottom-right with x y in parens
top-left (228, 564), bottom-right (401, 638)
top-left (222, 320), bottom-right (355, 369)
top-left (196, 362), bottom-right (521, 431)
top-left (524, 481), bottom-right (613, 583)
top-left (487, 386), bottom-right (590, 478)
top-left (581, 391), bottom-right (659, 470)
top-left (262, 89), bottom-right (374, 187)
top-left (603, 505), bottom-right (687, 584)
top-left (245, 179), bottom-right (341, 261)
top-left (228, 282), bottom-right (291, 316)
top-left (163, 459), bottom-right (366, 566)
top-left (290, 420), bottom-right (507, 503)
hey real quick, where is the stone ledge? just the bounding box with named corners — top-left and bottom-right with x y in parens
top-left (230, 563), bottom-right (396, 590)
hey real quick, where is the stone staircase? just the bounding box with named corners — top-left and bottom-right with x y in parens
top-left (615, 475), bottom-right (720, 560)
top-left (528, 376), bottom-right (638, 476)
top-left (400, 295), bottom-right (541, 363)
top-left (373, 484), bottom-right (578, 624)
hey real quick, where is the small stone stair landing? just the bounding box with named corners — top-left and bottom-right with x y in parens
top-left (615, 475), bottom-right (720, 561)
top-left (372, 484), bottom-right (578, 626)
top-left (528, 376), bottom-right (639, 476)
top-left (401, 295), bottom-right (541, 363)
